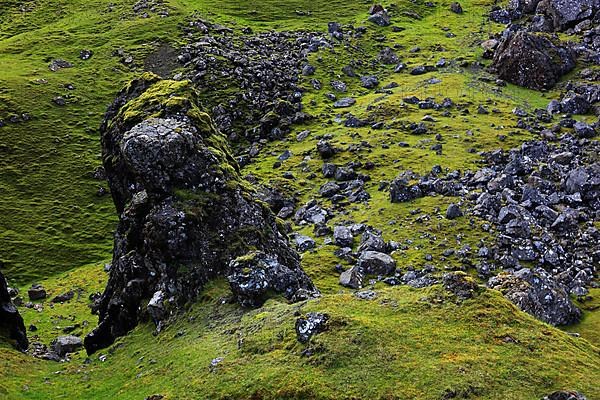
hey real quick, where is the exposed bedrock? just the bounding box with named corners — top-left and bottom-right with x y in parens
top-left (85, 74), bottom-right (318, 354)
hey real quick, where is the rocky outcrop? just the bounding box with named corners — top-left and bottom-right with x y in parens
top-left (491, 30), bottom-right (575, 90)
top-left (488, 269), bottom-right (581, 325)
top-left (0, 270), bottom-right (28, 351)
top-left (84, 74), bottom-right (318, 354)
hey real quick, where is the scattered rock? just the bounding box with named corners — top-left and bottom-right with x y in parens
top-left (52, 335), bottom-right (83, 357)
top-left (295, 312), bottom-right (329, 343)
top-left (28, 284), bottom-right (47, 301)
top-left (339, 265), bottom-right (364, 289)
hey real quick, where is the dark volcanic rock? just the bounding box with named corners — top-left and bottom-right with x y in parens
top-left (229, 251), bottom-right (317, 308)
top-left (542, 391), bottom-right (588, 400)
top-left (295, 312), bottom-right (329, 343)
top-left (491, 30), bottom-right (575, 90)
top-left (488, 268), bottom-right (581, 326)
top-left (84, 74), bottom-right (318, 354)
top-left (0, 270), bottom-right (28, 351)
top-left (339, 265), bottom-right (364, 289)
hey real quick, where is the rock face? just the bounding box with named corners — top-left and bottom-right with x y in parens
top-left (0, 270), bottom-right (28, 351)
top-left (491, 30), bottom-right (575, 90)
top-left (84, 74), bottom-right (318, 354)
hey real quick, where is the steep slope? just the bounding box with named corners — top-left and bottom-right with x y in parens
top-left (0, 0), bottom-right (599, 399)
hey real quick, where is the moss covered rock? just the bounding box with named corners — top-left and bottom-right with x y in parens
top-left (85, 75), bottom-right (318, 354)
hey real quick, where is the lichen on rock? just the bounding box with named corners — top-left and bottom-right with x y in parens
top-left (85, 74), bottom-right (319, 354)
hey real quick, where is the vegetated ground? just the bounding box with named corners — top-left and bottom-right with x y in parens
top-left (0, 0), bottom-right (598, 399)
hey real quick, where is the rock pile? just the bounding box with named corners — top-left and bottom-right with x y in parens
top-left (84, 74), bottom-right (318, 354)
top-left (178, 19), bottom-right (330, 142)
top-left (388, 134), bottom-right (600, 325)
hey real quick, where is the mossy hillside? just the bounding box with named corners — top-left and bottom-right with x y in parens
top-left (1, 263), bottom-right (599, 399)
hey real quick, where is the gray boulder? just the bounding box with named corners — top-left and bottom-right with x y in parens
top-left (339, 265), bottom-right (364, 289)
top-left (228, 252), bottom-right (318, 308)
top-left (488, 268), bottom-right (581, 325)
top-left (357, 251), bottom-right (396, 276)
top-left (52, 335), bottom-right (83, 357)
top-left (536, 0), bottom-right (600, 31)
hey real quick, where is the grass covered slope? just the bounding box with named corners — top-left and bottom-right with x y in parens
top-left (0, 264), bottom-right (599, 400)
top-left (1, 0), bottom-right (600, 398)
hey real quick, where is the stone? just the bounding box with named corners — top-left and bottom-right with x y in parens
top-left (51, 290), bottom-right (74, 303)
top-left (339, 265), bottom-right (363, 289)
top-left (357, 251), bottom-right (396, 276)
top-left (542, 391), bottom-right (587, 400)
top-left (333, 226), bottom-right (354, 247)
top-left (295, 312), bottom-right (329, 343)
top-left (84, 75), bottom-right (318, 355)
top-left (52, 335), bottom-right (83, 357)
top-left (443, 272), bottom-right (479, 299)
top-left (360, 75), bottom-right (379, 89)
top-left (317, 140), bottom-right (336, 158)
top-left (357, 230), bottom-right (386, 253)
top-left (390, 179), bottom-right (423, 203)
top-left (48, 59), bottom-right (73, 71)
top-left (536, 0), bottom-right (600, 31)
top-left (295, 235), bottom-right (316, 252)
top-left (228, 251), bottom-right (319, 308)
top-left (333, 98), bottom-right (356, 108)
top-left (446, 203), bottom-right (463, 219)
top-left (450, 2), bottom-right (463, 13)
top-left (28, 284), bottom-right (47, 301)
top-left (573, 121), bottom-right (596, 138)
top-left (368, 11), bottom-right (391, 26)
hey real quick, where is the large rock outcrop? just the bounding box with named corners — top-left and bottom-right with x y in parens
top-left (0, 270), bottom-right (28, 351)
top-left (491, 30), bottom-right (575, 90)
top-left (84, 74), bottom-right (318, 354)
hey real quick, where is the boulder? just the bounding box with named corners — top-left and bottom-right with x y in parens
top-left (491, 30), bottom-right (575, 90)
top-left (51, 335), bottom-right (83, 357)
top-left (443, 272), bottom-right (479, 299)
top-left (84, 74), bottom-right (318, 354)
top-left (450, 2), bottom-right (464, 13)
top-left (357, 251), bottom-right (396, 276)
top-left (488, 268), bottom-right (581, 326)
top-left (0, 270), bottom-right (28, 351)
top-left (228, 251), bottom-right (317, 308)
top-left (446, 203), bottom-right (463, 219)
top-left (333, 226), bottom-right (354, 247)
top-left (339, 265), bottom-right (363, 289)
top-left (389, 179), bottom-right (423, 203)
top-left (542, 391), bottom-right (587, 400)
top-left (27, 284), bottom-right (47, 301)
top-left (295, 312), bottom-right (329, 343)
